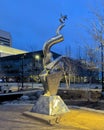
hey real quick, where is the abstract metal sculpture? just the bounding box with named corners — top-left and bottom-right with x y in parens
top-left (39, 15), bottom-right (70, 96)
top-left (31, 15), bottom-right (70, 115)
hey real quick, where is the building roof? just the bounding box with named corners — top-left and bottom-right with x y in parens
top-left (0, 45), bottom-right (27, 57)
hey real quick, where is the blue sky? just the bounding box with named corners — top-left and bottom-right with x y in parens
top-left (0, 0), bottom-right (102, 58)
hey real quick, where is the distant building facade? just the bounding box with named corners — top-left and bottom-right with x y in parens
top-left (0, 50), bottom-right (99, 84)
top-left (0, 50), bottom-right (60, 83)
top-left (0, 29), bottom-right (27, 57)
top-left (0, 29), bottom-right (12, 47)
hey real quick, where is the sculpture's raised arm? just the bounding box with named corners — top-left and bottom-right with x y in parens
top-left (43, 15), bottom-right (67, 67)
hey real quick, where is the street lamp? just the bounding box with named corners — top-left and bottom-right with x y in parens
top-left (35, 54), bottom-right (41, 76)
top-left (21, 54), bottom-right (25, 89)
top-left (35, 55), bottom-right (40, 60)
top-left (100, 43), bottom-right (104, 92)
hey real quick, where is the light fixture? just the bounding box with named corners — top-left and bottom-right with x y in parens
top-left (35, 55), bottom-right (40, 60)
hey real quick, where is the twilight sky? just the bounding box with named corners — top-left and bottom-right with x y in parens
top-left (0, 0), bottom-right (102, 58)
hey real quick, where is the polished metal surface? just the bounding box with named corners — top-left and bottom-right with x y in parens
top-left (43, 23), bottom-right (64, 67)
top-left (39, 15), bottom-right (69, 96)
top-left (31, 95), bottom-right (69, 115)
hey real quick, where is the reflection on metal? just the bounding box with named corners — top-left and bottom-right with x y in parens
top-left (39, 15), bottom-right (70, 96)
top-left (43, 24), bottom-right (64, 66)
top-left (31, 95), bottom-right (69, 115)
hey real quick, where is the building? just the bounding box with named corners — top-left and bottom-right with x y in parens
top-left (0, 29), bottom-right (12, 47)
top-left (0, 50), bottom-right (60, 83)
top-left (0, 29), bottom-right (27, 57)
top-left (0, 45), bottom-right (27, 57)
top-left (0, 50), bottom-right (99, 84)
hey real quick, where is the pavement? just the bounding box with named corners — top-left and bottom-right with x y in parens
top-left (0, 104), bottom-right (71, 130)
top-left (0, 104), bottom-right (104, 130)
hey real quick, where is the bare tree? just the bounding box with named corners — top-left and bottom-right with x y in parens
top-left (84, 44), bottom-right (99, 66)
top-left (65, 45), bottom-right (72, 58)
top-left (84, 45), bottom-right (99, 83)
top-left (87, 4), bottom-right (104, 91)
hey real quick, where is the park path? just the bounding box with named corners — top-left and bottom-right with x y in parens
top-left (0, 104), bottom-right (104, 130)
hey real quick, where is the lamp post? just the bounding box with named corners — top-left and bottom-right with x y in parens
top-left (21, 54), bottom-right (25, 89)
top-left (35, 55), bottom-right (40, 68)
top-left (101, 43), bottom-right (104, 92)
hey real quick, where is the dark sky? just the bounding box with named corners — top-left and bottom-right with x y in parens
top-left (0, 0), bottom-right (101, 58)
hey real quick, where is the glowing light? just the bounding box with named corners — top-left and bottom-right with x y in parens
top-left (35, 55), bottom-right (40, 60)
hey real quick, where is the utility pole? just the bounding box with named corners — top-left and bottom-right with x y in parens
top-left (101, 43), bottom-right (104, 92)
top-left (21, 54), bottom-right (25, 89)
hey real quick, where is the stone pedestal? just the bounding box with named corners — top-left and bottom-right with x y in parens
top-left (31, 95), bottom-right (69, 116)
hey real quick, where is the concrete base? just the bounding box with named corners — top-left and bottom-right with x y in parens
top-left (31, 95), bottom-right (69, 115)
top-left (23, 111), bottom-right (60, 125)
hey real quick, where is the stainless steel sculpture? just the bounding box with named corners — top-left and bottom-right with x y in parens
top-left (31, 15), bottom-right (70, 115)
top-left (39, 15), bottom-right (70, 96)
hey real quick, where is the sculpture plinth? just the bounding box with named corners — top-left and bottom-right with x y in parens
top-left (31, 95), bottom-right (69, 115)
top-left (31, 71), bottom-right (69, 115)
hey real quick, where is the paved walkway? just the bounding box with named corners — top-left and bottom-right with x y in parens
top-left (0, 104), bottom-right (73, 130)
top-left (0, 104), bottom-right (104, 130)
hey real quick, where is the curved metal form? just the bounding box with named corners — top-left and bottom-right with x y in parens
top-left (39, 15), bottom-right (68, 96)
top-left (43, 34), bottom-right (64, 57)
top-left (56, 23), bottom-right (64, 35)
top-left (43, 23), bottom-right (65, 67)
